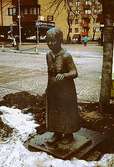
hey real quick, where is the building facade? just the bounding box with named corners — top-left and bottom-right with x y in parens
top-left (0, 0), bottom-right (55, 41)
top-left (0, 0), bottom-right (102, 41)
top-left (38, 0), bottom-right (102, 41)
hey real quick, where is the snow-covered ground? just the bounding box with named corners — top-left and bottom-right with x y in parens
top-left (0, 106), bottom-right (114, 167)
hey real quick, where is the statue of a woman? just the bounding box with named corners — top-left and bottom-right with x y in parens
top-left (46, 27), bottom-right (80, 144)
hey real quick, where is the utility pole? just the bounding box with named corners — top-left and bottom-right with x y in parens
top-left (36, 20), bottom-right (39, 53)
top-left (36, 24), bottom-right (39, 52)
top-left (18, 0), bottom-right (21, 47)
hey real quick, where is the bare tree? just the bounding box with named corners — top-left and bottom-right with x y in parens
top-left (48, 0), bottom-right (114, 108)
top-left (47, 0), bottom-right (101, 42)
top-left (47, 0), bottom-right (80, 42)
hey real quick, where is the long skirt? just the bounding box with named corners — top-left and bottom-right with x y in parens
top-left (46, 78), bottom-right (80, 134)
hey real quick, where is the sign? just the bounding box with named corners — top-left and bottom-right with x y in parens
top-left (36, 21), bottom-right (55, 28)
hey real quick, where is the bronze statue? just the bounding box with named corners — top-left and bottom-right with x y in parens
top-left (46, 27), bottom-right (80, 144)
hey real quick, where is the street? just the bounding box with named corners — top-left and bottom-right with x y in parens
top-left (0, 43), bottom-right (103, 102)
top-left (1, 44), bottom-right (114, 167)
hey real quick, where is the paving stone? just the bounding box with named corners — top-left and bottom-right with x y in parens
top-left (0, 87), bottom-right (20, 100)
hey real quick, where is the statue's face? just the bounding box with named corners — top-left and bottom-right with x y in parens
top-left (46, 33), bottom-right (61, 52)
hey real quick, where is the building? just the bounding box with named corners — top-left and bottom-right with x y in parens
top-left (0, 0), bottom-right (55, 41)
top-left (38, 0), bottom-right (68, 41)
top-left (38, 0), bottom-right (102, 41)
top-left (0, 0), bottom-right (102, 42)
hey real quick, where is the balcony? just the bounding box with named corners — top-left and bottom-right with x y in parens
top-left (82, 23), bottom-right (89, 28)
top-left (12, 5), bottom-right (40, 25)
top-left (83, 4), bottom-right (91, 10)
top-left (12, 0), bottom-right (37, 6)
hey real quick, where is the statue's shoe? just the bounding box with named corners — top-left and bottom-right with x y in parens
top-left (46, 133), bottom-right (62, 145)
top-left (61, 134), bottom-right (74, 144)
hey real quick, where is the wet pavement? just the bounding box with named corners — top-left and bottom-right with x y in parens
top-left (0, 43), bottom-right (103, 102)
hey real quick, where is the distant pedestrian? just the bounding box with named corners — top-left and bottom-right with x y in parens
top-left (8, 30), bottom-right (17, 48)
top-left (78, 34), bottom-right (82, 44)
top-left (82, 36), bottom-right (89, 46)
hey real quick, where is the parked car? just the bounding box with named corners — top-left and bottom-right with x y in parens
top-left (26, 35), bottom-right (46, 42)
top-left (71, 34), bottom-right (82, 44)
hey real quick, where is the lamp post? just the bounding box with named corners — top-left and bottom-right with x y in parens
top-left (100, 24), bottom-right (104, 45)
top-left (18, 0), bottom-right (21, 47)
top-left (36, 20), bottom-right (39, 52)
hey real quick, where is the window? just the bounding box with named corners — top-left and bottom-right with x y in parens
top-left (29, 8), bottom-right (33, 14)
top-left (75, 19), bottom-right (78, 24)
top-left (96, 27), bottom-right (100, 32)
top-left (70, 28), bottom-right (72, 33)
top-left (23, 7), bottom-right (38, 15)
top-left (69, 19), bottom-right (73, 25)
top-left (69, 0), bottom-right (73, 7)
top-left (76, 1), bottom-right (80, 6)
top-left (85, 0), bottom-right (92, 5)
top-left (8, 8), bottom-right (16, 16)
top-left (24, 8), bottom-right (28, 15)
top-left (47, 15), bottom-right (53, 21)
top-left (85, 9), bottom-right (91, 14)
top-left (33, 8), bottom-right (37, 15)
top-left (75, 28), bottom-right (78, 33)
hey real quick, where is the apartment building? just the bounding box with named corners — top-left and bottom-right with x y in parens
top-left (38, 0), bottom-right (102, 41)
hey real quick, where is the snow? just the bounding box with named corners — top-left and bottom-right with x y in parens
top-left (0, 106), bottom-right (114, 167)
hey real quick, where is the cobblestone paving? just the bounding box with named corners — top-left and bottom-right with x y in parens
top-left (0, 44), bottom-right (103, 102)
top-left (0, 87), bottom-right (20, 101)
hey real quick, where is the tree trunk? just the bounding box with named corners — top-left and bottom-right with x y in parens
top-left (99, 10), bottom-right (113, 109)
top-left (67, 10), bottom-right (71, 43)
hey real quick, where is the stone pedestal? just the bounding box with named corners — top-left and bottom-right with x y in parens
top-left (28, 129), bottom-right (91, 159)
top-left (27, 128), bottom-right (111, 159)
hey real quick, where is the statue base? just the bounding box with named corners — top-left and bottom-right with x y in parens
top-left (28, 129), bottom-right (92, 159)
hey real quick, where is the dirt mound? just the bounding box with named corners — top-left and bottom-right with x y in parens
top-left (1, 91), bottom-right (114, 133)
top-left (1, 91), bottom-right (114, 159)
top-left (0, 91), bottom-right (46, 131)
top-left (79, 103), bottom-right (114, 132)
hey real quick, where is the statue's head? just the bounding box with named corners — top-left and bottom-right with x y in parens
top-left (46, 27), bottom-right (63, 52)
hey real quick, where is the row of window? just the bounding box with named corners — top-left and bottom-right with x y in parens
top-left (84, 9), bottom-right (102, 15)
top-left (8, 7), bottom-right (40, 16)
top-left (70, 27), bottom-right (100, 34)
top-left (69, 0), bottom-right (92, 7)
top-left (70, 28), bottom-right (79, 33)
top-left (70, 19), bottom-right (79, 25)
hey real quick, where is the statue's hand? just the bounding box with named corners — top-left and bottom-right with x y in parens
top-left (56, 73), bottom-right (64, 80)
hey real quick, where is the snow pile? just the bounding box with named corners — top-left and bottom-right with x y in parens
top-left (0, 106), bottom-right (114, 167)
top-left (0, 106), bottom-right (38, 141)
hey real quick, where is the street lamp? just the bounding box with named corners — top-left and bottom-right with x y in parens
top-left (36, 20), bottom-right (40, 52)
top-left (18, 0), bottom-right (21, 47)
top-left (100, 24), bottom-right (104, 45)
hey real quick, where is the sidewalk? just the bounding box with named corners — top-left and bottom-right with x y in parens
top-left (0, 42), bottom-right (100, 54)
